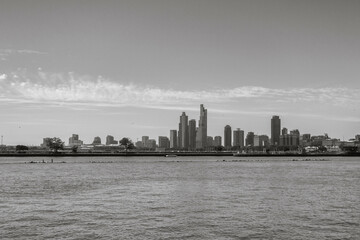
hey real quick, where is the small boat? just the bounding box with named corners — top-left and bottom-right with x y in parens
top-left (165, 154), bottom-right (177, 157)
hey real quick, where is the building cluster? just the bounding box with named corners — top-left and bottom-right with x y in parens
top-left (37, 104), bottom-right (359, 153)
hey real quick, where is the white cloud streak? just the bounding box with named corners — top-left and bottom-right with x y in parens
top-left (0, 70), bottom-right (359, 113)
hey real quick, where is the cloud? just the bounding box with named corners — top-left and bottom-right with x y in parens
top-left (0, 69), bottom-right (359, 114)
top-left (0, 49), bottom-right (47, 60)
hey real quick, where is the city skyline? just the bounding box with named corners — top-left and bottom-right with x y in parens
top-left (1, 0), bottom-right (360, 145)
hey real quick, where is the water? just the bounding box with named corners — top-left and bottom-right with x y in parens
top-left (1, 156), bottom-right (359, 239)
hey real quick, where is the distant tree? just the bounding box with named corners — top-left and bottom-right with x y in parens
top-left (16, 145), bottom-right (29, 152)
top-left (45, 137), bottom-right (64, 153)
top-left (119, 137), bottom-right (135, 151)
top-left (214, 145), bottom-right (225, 152)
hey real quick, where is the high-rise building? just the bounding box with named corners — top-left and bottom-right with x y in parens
top-left (106, 135), bottom-right (118, 145)
top-left (178, 112), bottom-right (189, 149)
top-left (170, 130), bottom-right (177, 149)
top-left (245, 132), bottom-right (254, 147)
top-left (147, 139), bottom-right (157, 149)
top-left (207, 136), bottom-right (214, 147)
top-left (224, 125), bottom-right (232, 149)
top-left (214, 136), bottom-right (222, 147)
top-left (196, 104), bottom-right (207, 149)
top-left (233, 128), bottom-right (244, 149)
top-left (271, 116), bottom-right (281, 146)
top-left (188, 119), bottom-right (197, 150)
top-left (254, 135), bottom-right (270, 147)
top-left (282, 128), bottom-right (288, 135)
top-left (142, 136), bottom-right (149, 147)
top-left (158, 136), bottom-right (170, 149)
top-left (69, 134), bottom-right (83, 146)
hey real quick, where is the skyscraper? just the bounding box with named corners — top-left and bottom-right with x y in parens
top-left (188, 119), bottom-right (196, 150)
top-left (271, 116), bottom-right (281, 146)
top-left (224, 125), bottom-right (232, 149)
top-left (196, 104), bottom-right (207, 149)
top-left (170, 130), bottom-right (177, 149)
top-left (233, 128), bottom-right (244, 149)
top-left (178, 112), bottom-right (189, 149)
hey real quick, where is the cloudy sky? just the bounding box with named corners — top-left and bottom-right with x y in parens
top-left (0, 0), bottom-right (359, 145)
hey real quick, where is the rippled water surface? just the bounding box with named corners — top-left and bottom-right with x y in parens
top-left (1, 156), bottom-right (359, 239)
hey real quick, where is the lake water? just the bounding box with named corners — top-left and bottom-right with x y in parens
top-left (0, 156), bottom-right (359, 239)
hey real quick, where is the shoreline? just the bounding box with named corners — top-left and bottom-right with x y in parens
top-left (0, 152), bottom-right (359, 157)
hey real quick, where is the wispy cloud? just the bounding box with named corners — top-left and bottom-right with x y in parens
top-left (0, 49), bottom-right (47, 61)
top-left (0, 69), bottom-right (359, 114)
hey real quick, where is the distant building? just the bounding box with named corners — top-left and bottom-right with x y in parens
top-left (214, 136), bottom-right (222, 147)
top-left (142, 136), bottom-right (149, 148)
top-left (224, 125), bottom-right (232, 149)
top-left (41, 137), bottom-right (51, 148)
top-left (245, 132), bottom-right (254, 147)
top-left (188, 119), bottom-right (197, 150)
top-left (271, 116), bottom-right (281, 146)
top-left (300, 134), bottom-right (311, 146)
top-left (106, 135), bottom-right (118, 145)
top-left (355, 135), bottom-right (360, 142)
top-left (207, 136), bottom-right (214, 147)
top-left (196, 104), bottom-right (207, 149)
top-left (178, 112), bottom-right (189, 149)
top-left (280, 129), bottom-right (300, 147)
top-left (147, 139), bottom-right (157, 149)
top-left (69, 134), bottom-right (83, 146)
top-left (281, 128), bottom-right (288, 135)
top-left (158, 136), bottom-right (170, 149)
top-left (254, 135), bottom-right (269, 147)
top-left (92, 136), bottom-right (101, 145)
top-left (233, 128), bottom-right (244, 149)
top-left (170, 130), bottom-right (177, 149)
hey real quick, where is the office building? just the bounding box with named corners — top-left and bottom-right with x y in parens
top-left (158, 136), bottom-right (170, 149)
top-left (233, 128), bottom-right (244, 149)
top-left (170, 130), bottom-right (177, 149)
top-left (271, 116), bottom-right (281, 146)
top-left (196, 104), bottom-right (207, 149)
top-left (92, 136), bottom-right (101, 145)
top-left (106, 135), bottom-right (118, 145)
top-left (214, 136), bottom-right (222, 147)
top-left (189, 119), bottom-right (197, 150)
top-left (178, 112), bottom-right (189, 149)
top-left (245, 132), bottom-right (254, 147)
top-left (69, 134), bottom-right (83, 147)
top-left (224, 125), bottom-right (232, 149)
top-left (207, 136), bottom-right (214, 147)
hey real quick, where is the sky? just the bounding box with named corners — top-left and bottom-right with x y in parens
top-left (0, 0), bottom-right (359, 145)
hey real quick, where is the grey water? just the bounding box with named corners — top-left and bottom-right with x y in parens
top-left (0, 156), bottom-right (359, 239)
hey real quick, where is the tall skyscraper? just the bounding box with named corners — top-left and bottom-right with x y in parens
top-left (224, 125), bottom-right (232, 149)
top-left (245, 132), bottom-right (254, 147)
top-left (233, 128), bottom-right (244, 149)
top-left (188, 119), bottom-right (196, 150)
top-left (170, 130), bottom-right (177, 149)
top-left (178, 112), bottom-right (189, 149)
top-left (271, 116), bottom-right (281, 146)
top-left (196, 104), bottom-right (207, 149)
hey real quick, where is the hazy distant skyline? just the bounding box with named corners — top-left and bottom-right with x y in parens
top-left (1, 0), bottom-right (359, 145)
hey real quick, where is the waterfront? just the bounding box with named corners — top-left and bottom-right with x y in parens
top-left (1, 156), bottom-right (359, 239)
